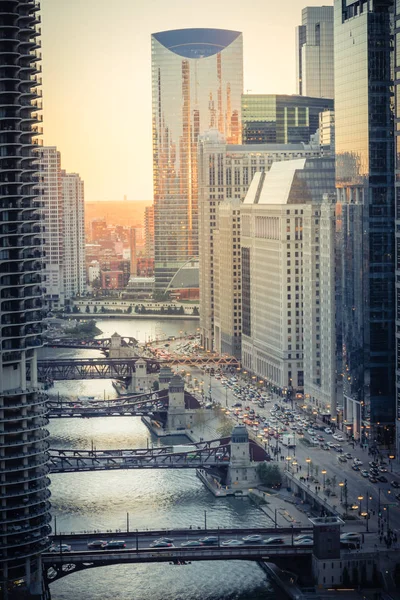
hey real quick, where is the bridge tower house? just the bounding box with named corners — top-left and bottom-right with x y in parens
top-left (159, 366), bottom-right (173, 390)
top-left (166, 374), bottom-right (193, 432)
top-left (128, 358), bottom-right (151, 393)
top-left (109, 332), bottom-right (135, 358)
top-left (226, 424), bottom-right (259, 490)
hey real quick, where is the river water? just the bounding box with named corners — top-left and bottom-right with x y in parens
top-left (44, 318), bottom-right (277, 600)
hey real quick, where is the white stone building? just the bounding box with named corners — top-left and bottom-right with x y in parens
top-left (198, 130), bottom-right (321, 353)
top-left (303, 195), bottom-right (336, 416)
top-left (240, 157), bottom-right (335, 395)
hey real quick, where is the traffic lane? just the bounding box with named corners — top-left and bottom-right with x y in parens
top-left (49, 532), bottom-right (307, 553)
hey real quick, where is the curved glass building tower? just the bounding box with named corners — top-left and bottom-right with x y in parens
top-left (0, 2), bottom-right (51, 598)
top-left (151, 28), bottom-right (243, 291)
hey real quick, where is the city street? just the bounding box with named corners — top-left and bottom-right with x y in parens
top-left (183, 366), bottom-right (400, 538)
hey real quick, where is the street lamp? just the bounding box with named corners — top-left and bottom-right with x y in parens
top-left (339, 481), bottom-right (344, 503)
top-left (358, 495), bottom-right (363, 516)
top-left (306, 457), bottom-right (311, 477)
top-left (322, 469), bottom-right (327, 489)
top-left (389, 455), bottom-right (395, 472)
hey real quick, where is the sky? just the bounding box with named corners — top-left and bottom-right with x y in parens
top-left (40, 0), bottom-right (333, 202)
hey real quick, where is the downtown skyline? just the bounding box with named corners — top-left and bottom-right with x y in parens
top-left (40, 0), bottom-right (333, 202)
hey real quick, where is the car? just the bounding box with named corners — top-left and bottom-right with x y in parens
top-left (293, 534), bottom-right (313, 543)
top-left (323, 444), bottom-right (331, 451)
top-left (221, 539), bottom-right (245, 546)
top-left (156, 537), bottom-right (174, 543)
top-left (391, 481), bottom-right (400, 488)
top-left (337, 455), bottom-right (347, 463)
top-left (242, 535), bottom-right (263, 543)
top-left (87, 540), bottom-right (107, 549)
top-left (180, 540), bottom-right (203, 547)
top-left (317, 436), bottom-right (325, 442)
top-left (294, 538), bottom-right (313, 546)
top-left (369, 476), bottom-right (378, 483)
top-left (353, 459), bottom-right (363, 466)
top-left (345, 453), bottom-right (352, 460)
top-left (263, 537), bottom-right (285, 545)
top-left (361, 470), bottom-right (369, 478)
top-left (370, 469), bottom-right (379, 477)
top-left (324, 428), bottom-right (333, 434)
top-left (307, 429), bottom-right (315, 436)
top-left (151, 541), bottom-right (174, 548)
top-left (379, 466), bottom-right (388, 473)
top-left (335, 435), bottom-right (345, 442)
top-left (104, 540), bottom-right (126, 549)
top-left (49, 544), bottom-right (71, 553)
top-left (199, 536), bottom-right (219, 545)
top-left (369, 461), bottom-right (378, 468)
top-left (351, 464), bottom-right (360, 471)
top-left (378, 475), bottom-right (388, 483)
top-left (340, 532), bottom-right (362, 541)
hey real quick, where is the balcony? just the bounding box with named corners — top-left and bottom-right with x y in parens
top-left (1, 501), bottom-right (51, 526)
top-left (0, 479), bottom-right (51, 502)
top-left (1, 427), bottom-right (50, 447)
top-left (1, 416), bottom-right (49, 436)
top-left (2, 465), bottom-right (50, 488)
top-left (0, 440), bottom-right (49, 459)
top-left (1, 453), bottom-right (49, 474)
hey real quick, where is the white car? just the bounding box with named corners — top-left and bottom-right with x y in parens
top-left (324, 428), bottom-right (333, 434)
top-left (353, 458), bottom-right (363, 466)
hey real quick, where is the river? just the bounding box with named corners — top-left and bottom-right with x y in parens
top-left (44, 318), bottom-right (278, 600)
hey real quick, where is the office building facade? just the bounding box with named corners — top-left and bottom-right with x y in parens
top-left (198, 130), bottom-right (321, 352)
top-left (144, 205), bottom-right (154, 259)
top-left (213, 197), bottom-right (242, 358)
top-left (395, 0), bottom-right (400, 460)
top-left (240, 158), bottom-right (335, 396)
top-left (151, 28), bottom-right (243, 291)
top-left (0, 2), bottom-right (51, 597)
top-left (296, 6), bottom-right (334, 98)
top-left (242, 94), bottom-right (333, 145)
top-left (334, 0), bottom-right (395, 444)
top-left (303, 195), bottom-right (336, 416)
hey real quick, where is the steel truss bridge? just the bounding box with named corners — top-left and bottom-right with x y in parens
top-left (46, 398), bottom-right (168, 419)
top-left (48, 442), bottom-right (231, 473)
top-left (44, 336), bottom-right (137, 351)
top-left (36, 355), bottom-right (240, 382)
top-left (43, 528), bottom-right (312, 583)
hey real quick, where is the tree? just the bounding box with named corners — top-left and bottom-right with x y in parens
top-left (93, 305), bottom-right (98, 313)
top-left (192, 306), bottom-right (199, 316)
top-left (152, 380), bottom-right (159, 391)
top-left (256, 463), bottom-right (282, 488)
top-left (331, 475), bottom-right (337, 489)
top-left (178, 305), bottom-right (184, 315)
top-left (310, 462), bottom-right (315, 477)
top-left (85, 305), bottom-right (90, 313)
top-left (217, 420), bottom-right (234, 438)
top-left (126, 305), bottom-right (132, 314)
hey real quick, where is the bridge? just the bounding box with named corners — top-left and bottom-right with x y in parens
top-left (43, 526), bottom-right (313, 584)
top-left (48, 443), bottom-right (232, 473)
top-left (44, 336), bottom-right (137, 352)
top-left (36, 355), bottom-right (240, 382)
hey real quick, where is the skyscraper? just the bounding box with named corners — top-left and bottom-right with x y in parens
top-left (395, 0), bottom-right (400, 461)
top-left (61, 172), bottom-right (86, 300)
top-left (38, 147), bottom-right (86, 306)
top-left (0, 2), bottom-right (51, 597)
top-left (151, 28), bottom-right (243, 291)
top-left (242, 94), bottom-right (333, 145)
top-left (334, 0), bottom-right (395, 445)
top-left (296, 6), bottom-right (334, 99)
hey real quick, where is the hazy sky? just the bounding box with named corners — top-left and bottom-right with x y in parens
top-left (40, 0), bottom-right (332, 201)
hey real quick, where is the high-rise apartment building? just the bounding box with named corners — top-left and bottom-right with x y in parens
top-left (62, 172), bottom-right (86, 299)
top-left (240, 158), bottom-right (335, 396)
top-left (198, 130), bottom-right (321, 352)
top-left (319, 109), bottom-right (335, 155)
top-left (296, 6), bottom-right (334, 98)
top-left (38, 147), bottom-right (86, 306)
top-left (334, 0), bottom-right (395, 445)
top-left (38, 146), bottom-right (64, 305)
top-left (242, 94), bottom-right (333, 145)
top-left (0, 2), bottom-right (51, 597)
top-left (151, 28), bottom-right (243, 291)
top-left (213, 198), bottom-right (242, 358)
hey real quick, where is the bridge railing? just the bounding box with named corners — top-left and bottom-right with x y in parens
top-left (50, 525), bottom-right (312, 539)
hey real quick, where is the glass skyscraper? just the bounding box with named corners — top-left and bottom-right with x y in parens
top-left (151, 28), bottom-right (243, 291)
top-left (334, 0), bottom-right (395, 447)
top-left (296, 6), bottom-right (334, 99)
top-left (242, 94), bottom-right (333, 145)
top-left (395, 0), bottom-right (400, 459)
